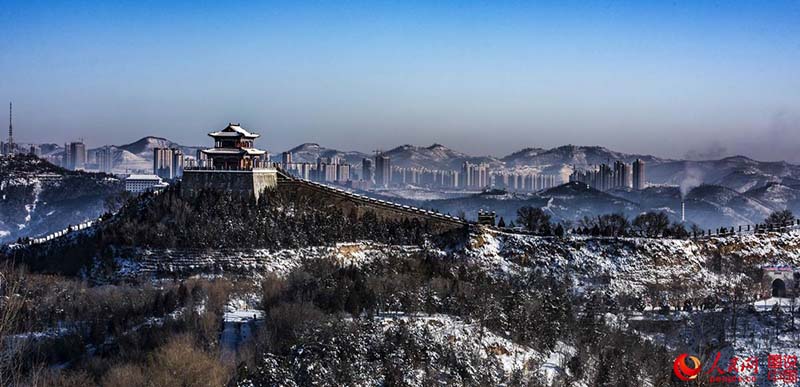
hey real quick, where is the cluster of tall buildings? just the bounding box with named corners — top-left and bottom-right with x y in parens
top-left (280, 152), bottom-right (352, 183)
top-left (95, 146), bottom-right (114, 173)
top-left (493, 172), bottom-right (560, 191)
top-left (389, 166), bottom-right (460, 188)
top-left (0, 141), bottom-right (16, 156)
top-left (569, 159), bottom-right (646, 191)
top-left (375, 161), bottom-right (485, 190)
top-left (461, 162), bottom-right (490, 189)
top-left (372, 162), bottom-right (561, 192)
top-left (63, 142), bottom-right (87, 170)
top-left (153, 147), bottom-right (185, 179)
top-left (278, 149), bottom-right (566, 193)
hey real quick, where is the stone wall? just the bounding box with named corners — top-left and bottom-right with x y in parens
top-left (181, 169), bottom-right (277, 201)
top-left (277, 179), bottom-right (466, 234)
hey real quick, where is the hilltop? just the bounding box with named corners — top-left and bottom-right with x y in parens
top-left (285, 143), bottom-right (369, 166)
top-left (381, 143), bottom-right (501, 170)
top-left (0, 154), bottom-right (124, 244)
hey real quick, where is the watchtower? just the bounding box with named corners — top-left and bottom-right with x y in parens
top-left (181, 123), bottom-right (277, 200)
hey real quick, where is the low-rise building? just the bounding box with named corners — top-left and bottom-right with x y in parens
top-left (125, 174), bottom-right (168, 193)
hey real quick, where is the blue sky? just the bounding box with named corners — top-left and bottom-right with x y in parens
top-left (1, 1), bottom-right (799, 161)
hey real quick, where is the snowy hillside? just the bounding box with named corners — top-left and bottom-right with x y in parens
top-left (0, 155), bottom-right (123, 244)
top-left (465, 228), bottom-right (800, 298)
top-left (382, 143), bottom-right (501, 170)
top-left (501, 144), bottom-right (666, 174)
top-left (97, 136), bottom-right (203, 173)
top-left (284, 143), bottom-right (369, 166)
top-left (115, 136), bottom-right (202, 159)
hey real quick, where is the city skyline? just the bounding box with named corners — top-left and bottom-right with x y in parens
top-left (2, 1), bottom-right (800, 162)
top-left (5, 129), bottom-right (799, 165)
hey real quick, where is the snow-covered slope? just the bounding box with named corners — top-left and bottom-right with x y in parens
top-left (465, 228), bottom-right (800, 299)
top-left (91, 136), bottom-right (203, 173)
top-left (745, 183), bottom-right (800, 214)
top-left (284, 143), bottom-right (369, 166)
top-left (0, 155), bottom-right (123, 244)
top-left (382, 143), bottom-right (501, 170)
top-left (502, 145), bottom-right (666, 172)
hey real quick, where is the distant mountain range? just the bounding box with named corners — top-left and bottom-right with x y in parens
top-left (285, 143), bottom-right (369, 166)
top-left (33, 136), bottom-right (800, 194)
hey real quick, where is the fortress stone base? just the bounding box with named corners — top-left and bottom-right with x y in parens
top-left (277, 179), bottom-right (466, 234)
top-left (181, 169), bottom-right (278, 200)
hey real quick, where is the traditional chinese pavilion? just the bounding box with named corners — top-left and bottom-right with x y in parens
top-left (200, 123), bottom-right (267, 169)
top-left (182, 123), bottom-right (277, 200)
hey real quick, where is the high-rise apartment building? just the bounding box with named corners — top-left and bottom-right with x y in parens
top-left (633, 159), bottom-right (646, 190)
top-left (613, 161), bottom-right (629, 189)
top-left (64, 142), bottom-right (87, 170)
top-left (336, 164), bottom-right (350, 182)
top-left (375, 155), bottom-right (391, 187)
top-left (97, 146), bottom-right (114, 173)
top-left (570, 160), bottom-right (638, 191)
top-left (154, 148), bottom-right (173, 179)
top-left (153, 147), bottom-right (184, 179)
top-left (172, 148), bottom-right (184, 178)
top-left (461, 162), bottom-right (472, 188)
top-left (361, 158), bottom-right (374, 183)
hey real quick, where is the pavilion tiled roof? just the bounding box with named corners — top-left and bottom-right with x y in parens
top-left (208, 123), bottom-right (260, 139)
top-left (201, 147), bottom-right (266, 156)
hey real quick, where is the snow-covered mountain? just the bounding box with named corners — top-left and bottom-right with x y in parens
top-left (744, 183), bottom-right (800, 215)
top-left (29, 136), bottom-right (800, 195)
top-left (284, 143), bottom-right (369, 166)
top-left (283, 143), bottom-right (800, 196)
top-left (647, 156), bottom-right (800, 193)
top-left (85, 136), bottom-right (204, 173)
top-left (502, 145), bottom-right (665, 169)
top-left (381, 143), bottom-right (501, 170)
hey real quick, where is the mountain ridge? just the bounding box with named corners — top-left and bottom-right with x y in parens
top-left (29, 137), bottom-right (800, 193)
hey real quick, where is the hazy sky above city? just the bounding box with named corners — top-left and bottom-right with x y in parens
top-left (2, 1), bottom-right (799, 161)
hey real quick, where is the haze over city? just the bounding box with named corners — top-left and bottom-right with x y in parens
top-left (2, 1), bottom-right (799, 162)
top-left (7, 3), bottom-right (800, 386)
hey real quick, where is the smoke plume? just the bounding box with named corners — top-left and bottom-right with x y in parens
top-left (680, 166), bottom-right (703, 198)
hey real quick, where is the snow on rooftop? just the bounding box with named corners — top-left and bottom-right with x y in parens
top-left (208, 123), bottom-right (260, 138)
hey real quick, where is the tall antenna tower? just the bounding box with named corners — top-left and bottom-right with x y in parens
top-left (7, 102), bottom-right (13, 155)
